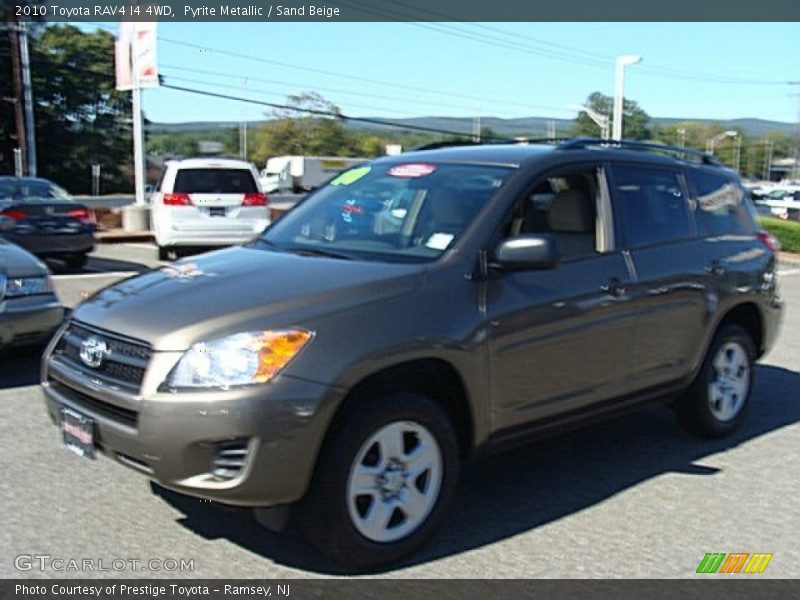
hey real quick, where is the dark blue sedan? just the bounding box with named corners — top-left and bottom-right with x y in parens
top-left (0, 177), bottom-right (95, 269)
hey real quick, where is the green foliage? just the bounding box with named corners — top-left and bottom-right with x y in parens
top-left (572, 91), bottom-right (652, 140)
top-left (759, 217), bottom-right (800, 254)
top-left (33, 25), bottom-right (133, 193)
top-left (0, 24), bottom-right (133, 192)
top-left (251, 92), bottom-right (358, 164)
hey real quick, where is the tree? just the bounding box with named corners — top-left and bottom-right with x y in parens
top-left (252, 92), bottom-right (356, 164)
top-left (572, 91), bottom-right (652, 140)
top-left (25, 25), bottom-right (133, 193)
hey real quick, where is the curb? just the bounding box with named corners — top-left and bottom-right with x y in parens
top-left (778, 253), bottom-right (800, 268)
top-left (96, 231), bottom-right (154, 244)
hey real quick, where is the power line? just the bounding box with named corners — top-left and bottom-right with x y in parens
top-left (87, 21), bottom-right (569, 113)
top-left (159, 63), bottom-right (534, 115)
top-left (163, 74), bottom-right (422, 117)
top-left (159, 83), bottom-right (474, 138)
top-left (19, 52), bottom-right (481, 137)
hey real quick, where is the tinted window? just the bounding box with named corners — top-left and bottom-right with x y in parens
top-left (173, 169), bottom-right (257, 194)
top-left (612, 166), bottom-right (691, 248)
top-left (687, 169), bottom-right (754, 236)
top-left (263, 163), bottom-right (512, 262)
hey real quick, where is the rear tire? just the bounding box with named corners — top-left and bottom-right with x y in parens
top-left (300, 392), bottom-right (459, 569)
top-left (157, 245), bottom-right (174, 261)
top-left (676, 324), bottom-right (756, 438)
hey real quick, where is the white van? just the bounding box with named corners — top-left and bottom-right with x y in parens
top-left (151, 158), bottom-right (270, 260)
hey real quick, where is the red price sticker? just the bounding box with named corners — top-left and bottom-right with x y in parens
top-left (387, 164), bottom-right (437, 178)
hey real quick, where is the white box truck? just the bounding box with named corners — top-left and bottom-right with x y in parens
top-left (260, 156), bottom-right (368, 194)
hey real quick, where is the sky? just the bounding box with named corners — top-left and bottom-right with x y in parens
top-left (85, 22), bottom-right (800, 127)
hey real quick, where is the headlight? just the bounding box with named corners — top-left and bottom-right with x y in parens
top-left (4, 276), bottom-right (53, 298)
top-left (167, 329), bottom-right (313, 389)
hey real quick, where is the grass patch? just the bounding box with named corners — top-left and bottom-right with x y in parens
top-left (759, 217), bottom-right (800, 254)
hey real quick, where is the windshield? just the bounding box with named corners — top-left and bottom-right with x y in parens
top-left (260, 162), bottom-right (512, 262)
top-left (0, 179), bottom-right (72, 201)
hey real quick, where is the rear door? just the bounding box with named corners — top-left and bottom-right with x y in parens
top-left (608, 163), bottom-right (710, 388)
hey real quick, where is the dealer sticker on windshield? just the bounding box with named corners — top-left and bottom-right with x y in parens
top-left (388, 164), bottom-right (436, 178)
top-left (331, 166), bottom-right (371, 186)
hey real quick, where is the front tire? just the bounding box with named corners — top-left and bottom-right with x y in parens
top-left (301, 393), bottom-right (459, 568)
top-left (676, 324), bottom-right (756, 438)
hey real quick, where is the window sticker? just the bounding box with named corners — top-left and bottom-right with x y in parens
top-left (425, 232), bottom-right (455, 250)
top-left (388, 164), bottom-right (437, 178)
top-left (331, 166), bottom-right (371, 186)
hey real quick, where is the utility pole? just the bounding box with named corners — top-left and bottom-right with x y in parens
top-left (19, 21), bottom-right (36, 176)
top-left (9, 23), bottom-right (27, 175)
top-left (763, 140), bottom-right (773, 181)
top-left (548, 120), bottom-right (556, 139)
top-left (789, 81), bottom-right (800, 180)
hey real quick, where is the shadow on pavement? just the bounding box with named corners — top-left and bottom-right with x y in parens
top-left (46, 255), bottom-right (152, 275)
top-left (152, 364), bottom-right (800, 575)
top-left (0, 344), bottom-right (45, 389)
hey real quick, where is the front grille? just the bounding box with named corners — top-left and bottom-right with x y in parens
top-left (51, 321), bottom-right (151, 390)
top-left (212, 440), bottom-right (250, 481)
top-left (49, 379), bottom-right (138, 428)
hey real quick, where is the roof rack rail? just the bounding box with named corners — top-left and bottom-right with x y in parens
top-left (557, 137), bottom-right (722, 165)
top-left (414, 137), bottom-right (568, 151)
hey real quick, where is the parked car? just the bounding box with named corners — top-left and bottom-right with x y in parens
top-left (1, 217), bottom-right (64, 348)
top-left (760, 188), bottom-right (800, 220)
top-left (41, 139), bottom-right (783, 568)
top-left (150, 158), bottom-right (270, 261)
top-left (0, 176), bottom-right (96, 269)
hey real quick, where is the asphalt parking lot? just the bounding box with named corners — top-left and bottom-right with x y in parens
top-left (1, 243), bottom-right (798, 578)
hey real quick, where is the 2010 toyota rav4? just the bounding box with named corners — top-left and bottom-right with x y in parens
top-left (42, 139), bottom-right (783, 567)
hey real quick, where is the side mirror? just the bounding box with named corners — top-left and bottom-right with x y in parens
top-left (0, 216), bottom-right (15, 232)
top-left (493, 234), bottom-right (559, 271)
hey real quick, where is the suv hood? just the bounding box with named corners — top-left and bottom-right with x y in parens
top-left (71, 246), bottom-right (424, 351)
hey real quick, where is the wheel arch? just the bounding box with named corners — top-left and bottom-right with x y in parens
top-left (716, 302), bottom-right (764, 358)
top-left (323, 358), bottom-right (476, 462)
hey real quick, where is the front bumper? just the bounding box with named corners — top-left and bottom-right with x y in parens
top-left (42, 346), bottom-right (343, 507)
top-left (0, 296), bottom-right (63, 348)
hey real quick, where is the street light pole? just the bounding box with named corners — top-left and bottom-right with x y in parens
top-left (566, 103), bottom-right (610, 139)
top-left (706, 130), bottom-right (737, 155)
top-left (612, 55), bottom-right (641, 141)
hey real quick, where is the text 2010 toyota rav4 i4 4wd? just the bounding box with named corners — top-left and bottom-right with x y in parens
top-left (42, 139), bottom-right (783, 567)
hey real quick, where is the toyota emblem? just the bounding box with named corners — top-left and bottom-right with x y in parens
top-left (79, 336), bottom-right (109, 368)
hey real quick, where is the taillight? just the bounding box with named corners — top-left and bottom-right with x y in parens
top-left (67, 208), bottom-right (96, 224)
top-left (757, 230), bottom-right (780, 253)
top-left (163, 193), bottom-right (192, 206)
top-left (0, 209), bottom-right (26, 220)
top-left (242, 192), bottom-right (268, 206)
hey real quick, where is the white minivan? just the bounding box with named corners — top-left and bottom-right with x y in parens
top-left (151, 158), bottom-right (270, 260)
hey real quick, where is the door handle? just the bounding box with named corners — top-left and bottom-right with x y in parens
top-left (601, 278), bottom-right (626, 297)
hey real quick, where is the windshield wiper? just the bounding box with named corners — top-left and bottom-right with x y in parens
top-left (284, 246), bottom-right (355, 260)
top-left (251, 238), bottom-right (355, 260)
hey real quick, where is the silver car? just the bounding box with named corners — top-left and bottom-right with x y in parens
top-left (0, 217), bottom-right (64, 348)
